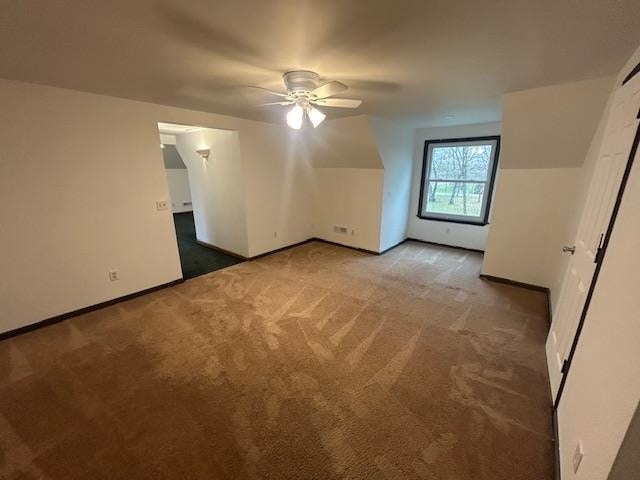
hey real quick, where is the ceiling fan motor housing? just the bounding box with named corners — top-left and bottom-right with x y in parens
top-left (254, 71), bottom-right (360, 114)
top-left (283, 70), bottom-right (321, 94)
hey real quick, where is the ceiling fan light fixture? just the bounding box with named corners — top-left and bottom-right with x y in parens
top-left (286, 105), bottom-right (304, 130)
top-left (253, 71), bottom-right (362, 128)
top-left (308, 107), bottom-right (326, 128)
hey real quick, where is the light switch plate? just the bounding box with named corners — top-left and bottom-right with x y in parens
top-left (572, 441), bottom-right (584, 474)
top-left (156, 200), bottom-right (169, 211)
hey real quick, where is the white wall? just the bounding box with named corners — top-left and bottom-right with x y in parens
top-left (482, 167), bottom-right (581, 286)
top-left (170, 125), bottom-right (313, 258)
top-left (407, 122), bottom-right (501, 251)
top-left (0, 80), bottom-right (181, 333)
top-left (239, 125), bottom-right (313, 257)
top-left (482, 77), bottom-right (613, 295)
top-left (165, 169), bottom-right (192, 213)
top-left (312, 168), bottom-right (384, 252)
top-left (307, 116), bottom-right (385, 252)
top-left (556, 44), bottom-right (640, 480)
top-left (370, 117), bottom-right (414, 251)
top-left (304, 115), bottom-right (383, 169)
top-left (176, 129), bottom-right (249, 256)
top-left (0, 78), bottom-right (313, 333)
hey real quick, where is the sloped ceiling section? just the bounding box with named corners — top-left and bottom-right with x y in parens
top-left (306, 115), bottom-right (413, 252)
top-left (501, 76), bottom-right (614, 169)
top-left (162, 145), bottom-right (187, 169)
top-left (303, 115), bottom-right (383, 169)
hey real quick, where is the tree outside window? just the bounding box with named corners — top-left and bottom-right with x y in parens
top-left (418, 136), bottom-right (500, 225)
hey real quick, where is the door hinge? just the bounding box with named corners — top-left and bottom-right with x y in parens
top-left (594, 247), bottom-right (603, 264)
top-left (561, 359), bottom-right (569, 374)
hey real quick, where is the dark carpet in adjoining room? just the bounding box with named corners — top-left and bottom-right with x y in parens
top-left (0, 241), bottom-right (553, 479)
top-left (173, 211), bottom-right (243, 279)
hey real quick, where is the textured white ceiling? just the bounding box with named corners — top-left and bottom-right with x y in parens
top-left (1, 0), bottom-right (639, 127)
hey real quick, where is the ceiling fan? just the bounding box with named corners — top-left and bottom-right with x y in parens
top-left (250, 70), bottom-right (362, 129)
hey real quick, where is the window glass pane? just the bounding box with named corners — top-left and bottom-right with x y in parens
top-left (424, 181), bottom-right (485, 218)
top-left (429, 144), bottom-right (493, 181)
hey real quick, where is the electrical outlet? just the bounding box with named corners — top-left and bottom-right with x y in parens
top-left (108, 270), bottom-right (119, 282)
top-left (572, 441), bottom-right (584, 474)
top-left (333, 226), bottom-right (348, 234)
top-left (155, 200), bottom-right (169, 211)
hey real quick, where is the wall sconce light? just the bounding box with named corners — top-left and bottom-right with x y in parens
top-left (196, 149), bottom-right (210, 161)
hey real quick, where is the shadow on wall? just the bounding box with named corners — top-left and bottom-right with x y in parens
top-left (161, 143), bottom-right (193, 213)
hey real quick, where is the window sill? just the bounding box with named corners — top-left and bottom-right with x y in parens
top-left (416, 215), bottom-right (489, 226)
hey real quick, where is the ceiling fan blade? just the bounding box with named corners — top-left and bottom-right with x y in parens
top-left (314, 98), bottom-right (362, 108)
top-left (311, 81), bottom-right (348, 99)
top-left (248, 85), bottom-right (289, 97)
top-left (260, 101), bottom-right (294, 106)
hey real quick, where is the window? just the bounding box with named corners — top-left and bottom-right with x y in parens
top-left (418, 136), bottom-right (500, 225)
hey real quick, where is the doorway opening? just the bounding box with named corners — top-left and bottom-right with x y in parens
top-left (158, 122), bottom-right (245, 279)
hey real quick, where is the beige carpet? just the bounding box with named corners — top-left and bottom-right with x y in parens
top-left (0, 240), bottom-right (553, 479)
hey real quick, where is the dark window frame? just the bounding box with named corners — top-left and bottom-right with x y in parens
top-left (417, 135), bottom-right (501, 226)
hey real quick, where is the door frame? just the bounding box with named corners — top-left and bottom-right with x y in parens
top-left (553, 65), bottom-right (640, 410)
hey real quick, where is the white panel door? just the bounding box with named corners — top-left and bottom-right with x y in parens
top-left (546, 73), bottom-right (640, 401)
